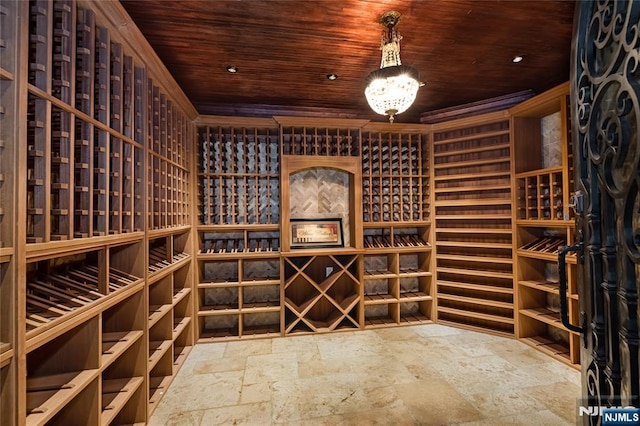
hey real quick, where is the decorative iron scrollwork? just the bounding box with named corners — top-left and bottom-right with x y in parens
top-left (572, 1), bottom-right (640, 423)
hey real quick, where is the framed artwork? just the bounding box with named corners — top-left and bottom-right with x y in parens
top-left (290, 218), bottom-right (344, 248)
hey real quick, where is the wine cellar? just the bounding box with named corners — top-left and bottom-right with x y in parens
top-left (0, 1), bottom-right (582, 424)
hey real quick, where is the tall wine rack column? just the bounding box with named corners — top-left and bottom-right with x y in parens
top-left (360, 123), bottom-right (434, 327)
top-left (511, 82), bottom-right (579, 368)
top-left (431, 112), bottom-right (515, 336)
top-left (196, 120), bottom-right (282, 341)
top-left (277, 120), bottom-right (366, 335)
top-left (0, 0), bottom-right (21, 423)
top-left (9, 0), bottom-right (198, 423)
top-left (146, 80), bottom-right (193, 415)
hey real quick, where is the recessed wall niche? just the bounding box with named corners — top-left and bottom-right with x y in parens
top-left (289, 168), bottom-right (351, 247)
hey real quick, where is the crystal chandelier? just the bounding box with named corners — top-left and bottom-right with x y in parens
top-left (364, 11), bottom-right (421, 123)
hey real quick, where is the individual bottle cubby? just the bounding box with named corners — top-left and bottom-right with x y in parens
top-left (280, 126), bottom-right (359, 157)
top-left (361, 130), bottom-right (429, 223)
top-left (26, 317), bottom-right (101, 425)
top-left (101, 291), bottom-right (146, 425)
top-left (283, 254), bottom-right (360, 334)
top-left (516, 168), bottom-right (564, 220)
top-left (199, 227), bottom-right (281, 254)
top-left (198, 125), bottom-right (280, 225)
top-left (25, 242), bottom-right (143, 339)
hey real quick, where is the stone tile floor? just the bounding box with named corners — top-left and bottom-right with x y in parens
top-left (149, 324), bottom-right (581, 425)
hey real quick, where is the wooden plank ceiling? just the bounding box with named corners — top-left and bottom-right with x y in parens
top-left (121, 0), bottom-right (575, 123)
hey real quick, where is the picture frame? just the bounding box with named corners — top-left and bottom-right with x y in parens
top-left (290, 218), bottom-right (344, 248)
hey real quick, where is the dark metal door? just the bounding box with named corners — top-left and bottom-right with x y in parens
top-left (571, 1), bottom-right (640, 424)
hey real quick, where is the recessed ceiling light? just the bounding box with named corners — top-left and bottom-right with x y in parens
top-left (226, 65), bottom-right (238, 73)
top-left (512, 55), bottom-right (524, 63)
top-left (326, 73), bottom-right (338, 80)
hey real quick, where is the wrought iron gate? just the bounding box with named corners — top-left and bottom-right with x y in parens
top-left (571, 1), bottom-right (640, 424)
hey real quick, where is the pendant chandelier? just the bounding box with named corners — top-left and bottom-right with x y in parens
top-left (364, 11), bottom-right (422, 123)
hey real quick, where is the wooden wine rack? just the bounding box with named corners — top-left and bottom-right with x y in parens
top-left (280, 123), bottom-right (361, 157)
top-left (197, 227), bottom-right (281, 340)
top-left (511, 82), bottom-right (579, 368)
top-left (198, 123), bottom-right (280, 225)
top-left (362, 224), bottom-right (433, 327)
top-left (361, 127), bottom-right (430, 223)
top-left (3, 0), bottom-right (198, 423)
top-left (432, 112), bottom-right (515, 336)
top-left (516, 168), bottom-right (564, 221)
top-left (283, 253), bottom-right (361, 334)
top-left (147, 88), bottom-right (191, 231)
top-left (144, 229), bottom-right (193, 413)
top-left (26, 1), bottom-right (148, 241)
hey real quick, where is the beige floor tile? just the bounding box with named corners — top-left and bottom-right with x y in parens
top-left (192, 356), bottom-right (247, 374)
top-left (291, 403), bottom-right (419, 426)
top-left (374, 326), bottom-right (423, 342)
top-left (271, 376), bottom-right (401, 423)
top-left (153, 372), bottom-right (243, 415)
top-left (395, 378), bottom-right (483, 424)
top-left (244, 351), bottom-right (299, 384)
top-left (224, 339), bottom-right (272, 358)
top-left (456, 409), bottom-right (569, 426)
top-left (523, 380), bottom-right (581, 423)
top-left (239, 382), bottom-right (272, 404)
top-left (148, 409), bottom-right (204, 426)
top-left (200, 401), bottom-right (272, 425)
top-left (465, 387), bottom-right (546, 418)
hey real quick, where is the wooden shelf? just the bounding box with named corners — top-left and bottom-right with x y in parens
top-left (520, 336), bottom-right (573, 365)
top-left (438, 294), bottom-right (512, 310)
top-left (519, 279), bottom-right (559, 295)
top-left (101, 376), bottom-right (144, 425)
top-left (436, 267), bottom-right (512, 280)
top-left (148, 340), bottom-right (172, 372)
top-left (101, 330), bottom-right (144, 369)
top-left (437, 280), bottom-right (513, 295)
top-left (26, 369), bottom-right (100, 425)
top-left (437, 306), bottom-right (514, 325)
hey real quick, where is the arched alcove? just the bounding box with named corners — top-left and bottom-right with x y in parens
top-left (280, 156), bottom-right (362, 252)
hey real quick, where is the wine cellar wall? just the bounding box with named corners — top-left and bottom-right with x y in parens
top-left (1, 0), bottom-right (197, 424)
